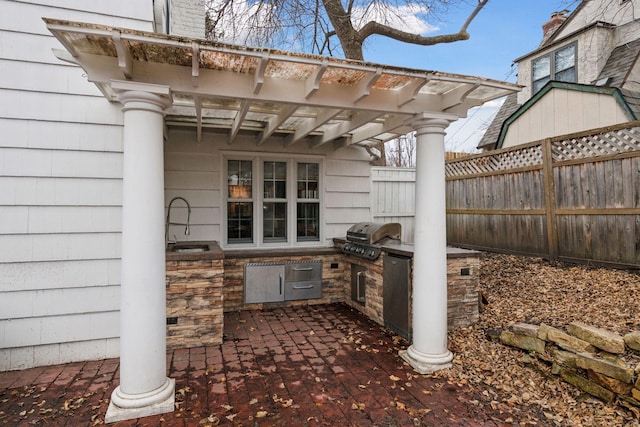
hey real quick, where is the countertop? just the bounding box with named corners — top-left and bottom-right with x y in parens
top-left (332, 238), bottom-right (480, 259)
top-left (165, 241), bottom-right (224, 261)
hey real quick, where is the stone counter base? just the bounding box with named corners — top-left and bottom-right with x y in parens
top-left (166, 258), bottom-right (224, 348)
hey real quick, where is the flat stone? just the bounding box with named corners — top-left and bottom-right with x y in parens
top-left (548, 347), bottom-right (577, 368)
top-left (619, 395), bottom-right (640, 409)
top-left (587, 370), bottom-right (633, 395)
top-left (633, 388), bottom-right (640, 401)
top-left (560, 369), bottom-right (615, 402)
top-left (567, 322), bottom-right (625, 354)
top-left (538, 323), bottom-right (552, 341)
top-left (574, 352), bottom-right (634, 383)
top-left (624, 331), bottom-right (640, 352)
top-left (511, 323), bottom-right (539, 338)
top-left (546, 326), bottom-right (597, 354)
top-left (500, 331), bottom-right (546, 353)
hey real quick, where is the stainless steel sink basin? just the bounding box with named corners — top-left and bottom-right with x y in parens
top-left (168, 243), bottom-right (209, 253)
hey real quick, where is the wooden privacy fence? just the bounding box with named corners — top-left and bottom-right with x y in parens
top-left (371, 167), bottom-right (416, 243)
top-left (446, 120), bottom-right (640, 268)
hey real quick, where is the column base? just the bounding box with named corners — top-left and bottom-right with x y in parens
top-left (399, 346), bottom-right (453, 374)
top-left (105, 378), bottom-right (175, 423)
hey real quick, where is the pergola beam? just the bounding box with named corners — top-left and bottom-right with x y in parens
top-left (305, 59), bottom-right (328, 99)
top-left (254, 53), bottom-right (269, 94)
top-left (193, 95), bottom-right (202, 142)
top-left (283, 108), bottom-right (342, 147)
top-left (310, 111), bottom-right (384, 148)
top-left (255, 104), bottom-right (297, 145)
top-left (353, 68), bottom-right (382, 104)
top-left (229, 100), bottom-right (251, 144)
top-left (191, 42), bottom-right (200, 87)
top-left (112, 30), bottom-right (133, 79)
top-left (443, 83), bottom-right (480, 111)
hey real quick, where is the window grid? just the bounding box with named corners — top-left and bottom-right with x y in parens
top-left (532, 43), bottom-right (576, 94)
top-left (263, 161), bottom-right (287, 242)
top-left (227, 160), bottom-right (253, 243)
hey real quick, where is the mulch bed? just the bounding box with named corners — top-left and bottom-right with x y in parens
top-left (436, 252), bottom-right (640, 426)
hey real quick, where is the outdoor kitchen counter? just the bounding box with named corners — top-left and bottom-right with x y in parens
top-left (332, 237), bottom-right (481, 258)
top-left (333, 237), bottom-right (481, 331)
top-left (165, 241), bottom-right (225, 349)
top-left (223, 246), bottom-right (340, 258)
top-left (165, 240), bottom-right (224, 261)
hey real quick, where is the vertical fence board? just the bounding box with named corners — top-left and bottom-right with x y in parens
top-left (373, 122), bottom-right (640, 267)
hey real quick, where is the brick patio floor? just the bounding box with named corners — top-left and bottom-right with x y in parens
top-left (0, 304), bottom-right (517, 426)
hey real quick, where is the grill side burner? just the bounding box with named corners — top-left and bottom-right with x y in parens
top-left (342, 222), bottom-right (401, 260)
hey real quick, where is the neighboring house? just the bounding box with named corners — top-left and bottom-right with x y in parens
top-left (478, 0), bottom-right (640, 151)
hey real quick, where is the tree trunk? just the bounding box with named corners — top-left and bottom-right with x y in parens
top-left (321, 0), bottom-right (364, 61)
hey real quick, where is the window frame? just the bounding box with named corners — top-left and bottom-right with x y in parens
top-left (531, 42), bottom-right (577, 94)
top-left (222, 153), bottom-right (324, 249)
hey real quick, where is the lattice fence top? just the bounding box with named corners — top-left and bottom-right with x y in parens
top-left (551, 126), bottom-right (640, 162)
top-left (445, 144), bottom-right (542, 177)
top-left (445, 123), bottom-right (640, 177)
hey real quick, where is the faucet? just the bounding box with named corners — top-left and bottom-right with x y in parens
top-left (166, 196), bottom-right (191, 245)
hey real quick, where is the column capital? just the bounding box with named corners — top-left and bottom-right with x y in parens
top-left (409, 113), bottom-right (457, 136)
top-left (112, 80), bottom-right (172, 114)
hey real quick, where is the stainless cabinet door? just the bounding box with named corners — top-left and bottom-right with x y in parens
top-left (244, 264), bottom-right (285, 303)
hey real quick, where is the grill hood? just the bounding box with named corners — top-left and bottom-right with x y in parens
top-left (346, 222), bottom-right (401, 245)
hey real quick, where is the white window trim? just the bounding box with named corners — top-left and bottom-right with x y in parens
top-left (531, 42), bottom-right (578, 93)
top-left (221, 151), bottom-right (325, 250)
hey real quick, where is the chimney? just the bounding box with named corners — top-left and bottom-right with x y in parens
top-left (542, 10), bottom-right (569, 39)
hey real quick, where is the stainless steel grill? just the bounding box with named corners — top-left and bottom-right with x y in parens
top-left (342, 222), bottom-right (401, 260)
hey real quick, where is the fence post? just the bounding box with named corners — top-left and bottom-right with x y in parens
top-left (542, 138), bottom-right (558, 260)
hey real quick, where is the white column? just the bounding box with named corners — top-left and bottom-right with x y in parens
top-left (399, 117), bottom-right (453, 374)
top-left (106, 82), bottom-right (175, 423)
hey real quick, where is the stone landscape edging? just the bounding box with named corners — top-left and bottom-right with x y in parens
top-left (496, 321), bottom-right (640, 411)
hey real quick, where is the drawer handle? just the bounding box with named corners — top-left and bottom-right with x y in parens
top-left (292, 267), bottom-right (313, 271)
top-left (292, 284), bottom-right (314, 289)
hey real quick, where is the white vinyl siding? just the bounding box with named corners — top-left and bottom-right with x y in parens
top-left (164, 128), bottom-right (371, 249)
top-left (0, 0), bottom-right (153, 371)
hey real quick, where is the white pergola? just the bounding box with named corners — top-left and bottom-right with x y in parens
top-left (46, 19), bottom-right (520, 423)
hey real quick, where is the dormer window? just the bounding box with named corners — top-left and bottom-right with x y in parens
top-left (532, 43), bottom-right (577, 93)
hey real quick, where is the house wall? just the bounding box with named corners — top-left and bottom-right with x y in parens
top-left (517, 26), bottom-right (614, 104)
top-left (502, 88), bottom-right (630, 149)
top-left (556, 0), bottom-right (640, 38)
top-left (164, 128), bottom-right (373, 249)
top-left (0, 0), bottom-right (154, 371)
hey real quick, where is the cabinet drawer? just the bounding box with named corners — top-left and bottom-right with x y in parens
top-left (284, 280), bottom-right (322, 300)
top-left (285, 261), bottom-right (322, 282)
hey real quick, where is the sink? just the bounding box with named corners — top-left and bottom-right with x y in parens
top-left (168, 243), bottom-right (210, 253)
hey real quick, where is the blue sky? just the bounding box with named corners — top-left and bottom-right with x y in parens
top-left (361, 0), bottom-right (575, 151)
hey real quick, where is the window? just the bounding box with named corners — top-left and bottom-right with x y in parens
top-left (532, 43), bottom-right (576, 93)
top-left (225, 157), bottom-right (321, 246)
top-left (296, 163), bottom-right (320, 241)
top-left (263, 161), bottom-right (287, 242)
top-left (227, 160), bottom-right (253, 243)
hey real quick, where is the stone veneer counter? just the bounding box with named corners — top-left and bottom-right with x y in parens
top-left (165, 241), bottom-right (224, 349)
top-left (334, 238), bottom-right (481, 331)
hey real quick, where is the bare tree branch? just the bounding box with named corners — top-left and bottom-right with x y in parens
top-left (359, 0), bottom-right (488, 47)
